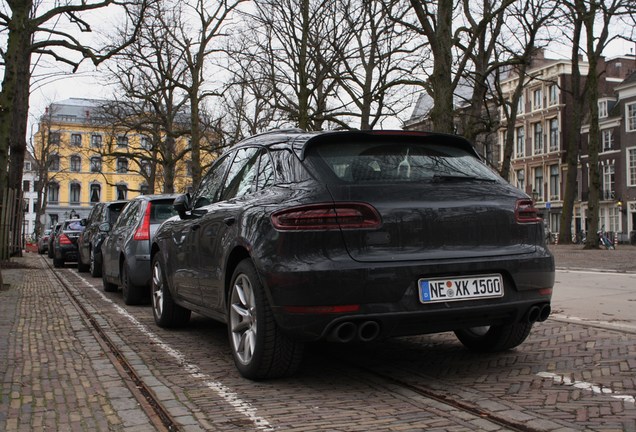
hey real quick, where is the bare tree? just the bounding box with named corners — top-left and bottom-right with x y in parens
top-left (0, 0), bottom-right (147, 260)
top-left (558, 0), bottom-right (635, 248)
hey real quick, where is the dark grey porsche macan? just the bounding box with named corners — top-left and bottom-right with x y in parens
top-left (151, 130), bottom-right (554, 380)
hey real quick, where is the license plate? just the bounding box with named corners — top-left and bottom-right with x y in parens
top-left (419, 274), bottom-right (504, 303)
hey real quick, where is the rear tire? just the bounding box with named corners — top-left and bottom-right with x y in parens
top-left (77, 252), bottom-right (89, 273)
top-left (454, 322), bottom-right (533, 352)
top-left (151, 254), bottom-right (190, 327)
top-left (228, 259), bottom-right (303, 380)
top-left (53, 256), bottom-right (64, 268)
top-left (121, 261), bottom-right (144, 305)
top-left (89, 248), bottom-right (102, 277)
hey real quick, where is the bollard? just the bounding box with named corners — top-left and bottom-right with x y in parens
top-left (614, 232), bottom-right (618, 248)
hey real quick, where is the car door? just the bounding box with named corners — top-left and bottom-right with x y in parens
top-left (103, 200), bottom-right (140, 281)
top-left (194, 146), bottom-right (261, 312)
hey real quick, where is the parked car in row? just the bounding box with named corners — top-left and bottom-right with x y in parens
top-left (101, 194), bottom-right (178, 305)
top-left (37, 229), bottom-right (52, 254)
top-left (149, 129), bottom-right (555, 380)
top-left (77, 201), bottom-right (127, 277)
top-left (52, 219), bottom-right (85, 268)
top-left (47, 222), bottom-right (63, 259)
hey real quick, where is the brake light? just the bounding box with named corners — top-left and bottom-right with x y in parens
top-left (133, 202), bottom-right (152, 241)
top-left (515, 199), bottom-right (542, 223)
top-left (271, 203), bottom-right (381, 231)
top-left (58, 234), bottom-right (72, 245)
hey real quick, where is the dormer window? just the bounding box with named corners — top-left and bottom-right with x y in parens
top-left (598, 100), bottom-right (608, 118)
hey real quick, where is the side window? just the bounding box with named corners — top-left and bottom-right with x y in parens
top-left (220, 147), bottom-right (260, 201)
top-left (256, 150), bottom-right (275, 190)
top-left (271, 149), bottom-right (309, 183)
top-left (193, 154), bottom-right (233, 207)
top-left (113, 201), bottom-right (139, 230)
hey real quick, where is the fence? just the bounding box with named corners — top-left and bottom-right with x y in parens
top-left (0, 186), bottom-right (25, 260)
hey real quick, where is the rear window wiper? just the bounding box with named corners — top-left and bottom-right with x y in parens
top-left (432, 174), bottom-right (497, 183)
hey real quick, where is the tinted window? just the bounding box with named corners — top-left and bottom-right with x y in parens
top-left (194, 154), bottom-right (233, 207)
top-left (271, 149), bottom-right (309, 183)
top-left (256, 150), bottom-right (275, 190)
top-left (108, 205), bottom-right (124, 223)
top-left (150, 202), bottom-right (177, 223)
top-left (114, 201), bottom-right (140, 230)
top-left (221, 147), bottom-right (260, 200)
top-left (309, 141), bottom-right (501, 183)
top-left (65, 220), bottom-right (84, 231)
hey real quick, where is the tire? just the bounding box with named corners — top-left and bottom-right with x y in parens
top-left (102, 260), bottom-right (118, 293)
top-left (77, 251), bottom-right (89, 273)
top-left (53, 256), bottom-right (64, 268)
top-left (151, 254), bottom-right (190, 327)
top-left (228, 259), bottom-right (303, 380)
top-left (121, 260), bottom-right (144, 305)
top-left (48, 247), bottom-right (54, 259)
top-left (454, 322), bottom-right (533, 353)
top-left (89, 248), bottom-right (102, 277)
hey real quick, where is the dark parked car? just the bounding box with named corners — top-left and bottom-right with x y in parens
top-left (37, 229), bottom-right (52, 254)
top-left (47, 222), bottom-right (63, 259)
top-left (77, 201), bottom-right (127, 276)
top-left (150, 130), bottom-right (555, 380)
top-left (52, 219), bottom-right (85, 268)
top-left (101, 194), bottom-right (178, 305)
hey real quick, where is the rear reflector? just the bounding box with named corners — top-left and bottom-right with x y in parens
top-left (283, 305), bottom-right (360, 314)
top-left (515, 199), bottom-right (543, 223)
top-left (271, 202), bottom-right (381, 231)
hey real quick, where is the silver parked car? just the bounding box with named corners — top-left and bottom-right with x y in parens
top-left (101, 194), bottom-right (178, 305)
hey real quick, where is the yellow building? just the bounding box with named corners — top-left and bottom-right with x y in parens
top-left (33, 98), bottom-right (205, 226)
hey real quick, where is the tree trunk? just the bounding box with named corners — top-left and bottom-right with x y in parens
top-left (427, 0), bottom-right (454, 134)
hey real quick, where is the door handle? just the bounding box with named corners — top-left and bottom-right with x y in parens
top-left (224, 217), bottom-right (236, 226)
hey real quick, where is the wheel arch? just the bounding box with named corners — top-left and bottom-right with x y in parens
top-left (224, 246), bottom-right (252, 302)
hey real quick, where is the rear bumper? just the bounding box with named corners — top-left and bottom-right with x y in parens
top-left (262, 249), bottom-right (554, 341)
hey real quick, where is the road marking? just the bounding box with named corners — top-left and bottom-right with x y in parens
top-left (537, 372), bottom-right (635, 404)
top-left (74, 272), bottom-right (275, 431)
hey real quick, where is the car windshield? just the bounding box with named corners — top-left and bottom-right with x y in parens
top-left (310, 140), bottom-right (501, 184)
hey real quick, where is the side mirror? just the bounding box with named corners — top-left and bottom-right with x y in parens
top-left (173, 194), bottom-right (191, 219)
top-left (80, 218), bottom-right (87, 226)
top-left (98, 222), bottom-right (111, 233)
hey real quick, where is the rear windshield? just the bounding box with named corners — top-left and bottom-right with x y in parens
top-left (308, 140), bottom-right (501, 184)
top-left (64, 220), bottom-right (84, 231)
top-left (150, 202), bottom-right (177, 223)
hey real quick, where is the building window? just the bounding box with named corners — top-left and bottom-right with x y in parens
top-left (629, 148), bottom-right (636, 186)
top-left (608, 207), bottom-right (619, 233)
top-left (140, 184), bottom-right (149, 195)
top-left (24, 161), bottom-right (32, 171)
top-left (70, 183), bottom-right (81, 205)
top-left (23, 180), bottom-right (30, 192)
top-left (602, 129), bottom-right (614, 152)
top-left (533, 122), bottom-right (543, 154)
top-left (140, 136), bottom-right (152, 150)
top-left (549, 165), bottom-right (559, 201)
top-left (70, 133), bottom-right (82, 147)
top-left (515, 169), bottom-right (525, 191)
top-left (117, 135), bottom-right (129, 148)
top-left (533, 167), bottom-right (543, 201)
top-left (627, 103), bottom-right (636, 132)
top-left (598, 100), bottom-right (608, 118)
top-left (117, 158), bottom-right (128, 174)
top-left (141, 160), bottom-right (152, 177)
top-left (70, 155), bottom-right (81, 172)
top-left (602, 163), bottom-right (615, 200)
top-left (90, 156), bottom-right (102, 173)
top-left (533, 88), bottom-right (542, 110)
top-left (90, 184), bottom-right (101, 204)
top-left (48, 182), bottom-right (60, 204)
top-left (116, 184), bottom-right (128, 201)
top-left (48, 154), bottom-right (60, 171)
top-left (516, 126), bottom-right (525, 158)
top-left (49, 132), bottom-right (60, 145)
top-left (517, 93), bottom-right (525, 114)
top-left (549, 119), bottom-right (559, 152)
top-left (91, 134), bottom-right (103, 148)
top-left (548, 84), bottom-right (558, 106)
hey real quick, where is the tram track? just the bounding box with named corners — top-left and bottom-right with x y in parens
top-left (45, 259), bottom-right (180, 432)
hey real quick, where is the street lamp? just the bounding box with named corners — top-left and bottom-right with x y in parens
top-left (69, 209), bottom-right (78, 219)
top-left (532, 189), bottom-right (539, 203)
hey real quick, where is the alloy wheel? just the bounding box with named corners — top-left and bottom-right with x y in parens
top-left (229, 273), bottom-right (257, 365)
top-left (152, 260), bottom-right (164, 318)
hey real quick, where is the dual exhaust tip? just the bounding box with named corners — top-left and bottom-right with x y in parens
top-left (526, 303), bottom-right (551, 323)
top-left (328, 320), bottom-right (380, 343)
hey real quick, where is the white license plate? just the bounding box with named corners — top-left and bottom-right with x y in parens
top-left (419, 274), bottom-right (504, 303)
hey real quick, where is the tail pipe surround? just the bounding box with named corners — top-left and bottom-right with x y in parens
top-left (526, 303), bottom-right (551, 323)
top-left (327, 320), bottom-right (381, 343)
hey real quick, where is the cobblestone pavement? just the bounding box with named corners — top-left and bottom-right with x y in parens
top-left (0, 254), bottom-right (157, 432)
top-left (1, 247), bottom-right (635, 432)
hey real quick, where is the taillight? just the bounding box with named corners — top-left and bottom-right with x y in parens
top-left (133, 203), bottom-right (152, 241)
top-left (58, 234), bottom-right (72, 245)
top-left (515, 199), bottom-right (542, 223)
top-left (271, 203), bottom-right (381, 231)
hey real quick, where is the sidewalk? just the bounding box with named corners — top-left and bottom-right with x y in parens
top-left (549, 243), bottom-right (636, 273)
top-left (0, 252), bottom-right (156, 431)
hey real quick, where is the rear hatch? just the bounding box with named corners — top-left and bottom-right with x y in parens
top-left (62, 220), bottom-right (85, 246)
top-left (303, 132), bottom-right (541, 263)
